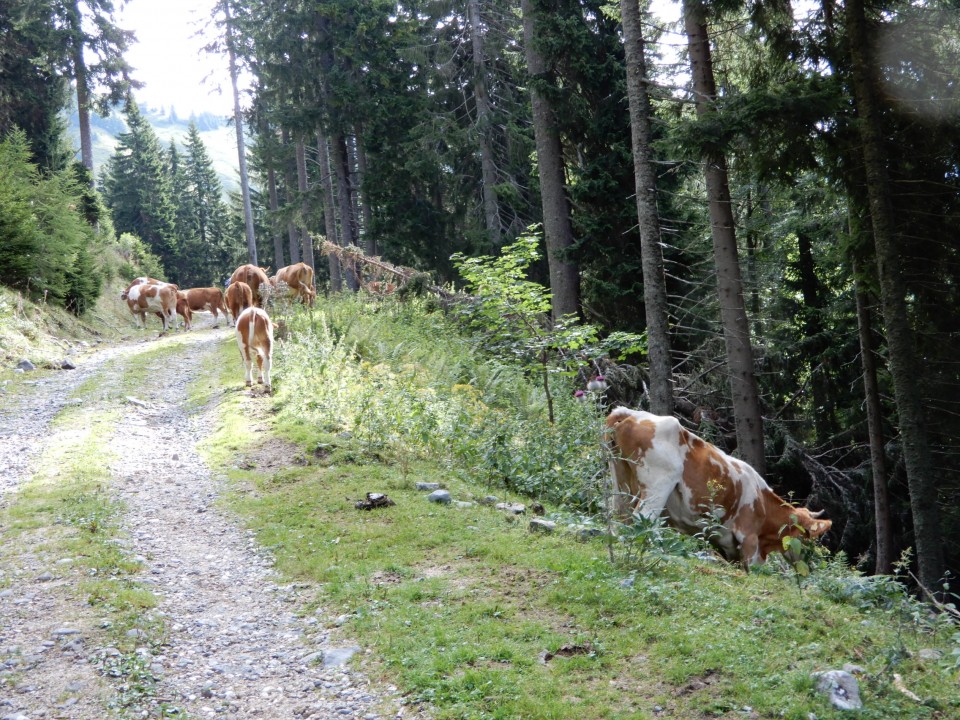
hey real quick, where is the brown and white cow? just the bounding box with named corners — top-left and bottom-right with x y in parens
top-left (225, 280), bottom-right (253, 327)
top-left (272, 262), bottom-right (316, 306)
top-left (605, 407), bottom-right (831, 566)
top-left (156, 291), bottom-right (191, 330)
top-left (228, 264), bottom-right (271, 306)
top-left (179, 287), bottom-right (228, 328)
top-left (121, 277), bottom-right (178, 334)
top-left (235, 306), bottom-right (274, 392)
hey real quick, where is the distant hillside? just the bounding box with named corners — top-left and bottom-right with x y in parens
top-left (67, 104), bottom-right (240, 196)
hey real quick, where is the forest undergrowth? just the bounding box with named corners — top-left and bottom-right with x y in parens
top-left (195, 292), bottom-right (959, 720)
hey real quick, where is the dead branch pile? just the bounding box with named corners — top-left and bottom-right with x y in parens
top-left (318, 239), bottom-right (455, 300)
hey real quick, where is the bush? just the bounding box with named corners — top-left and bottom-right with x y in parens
top-left (0, 129), bottom-right (103, 313)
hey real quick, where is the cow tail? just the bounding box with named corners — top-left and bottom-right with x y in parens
top-left (247, 312), bottom-right (257, 358)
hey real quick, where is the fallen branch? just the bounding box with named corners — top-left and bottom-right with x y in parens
top-left (317, 238), bottom-right (455, 299)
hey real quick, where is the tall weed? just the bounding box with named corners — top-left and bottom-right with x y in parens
top-left (274, 295), bottom-right (608, 509)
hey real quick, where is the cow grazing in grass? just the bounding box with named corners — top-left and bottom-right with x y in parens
top-left (605, 407), bottom-right (831, 566)
top-left (225, 281), bottom-right (253, 327)
top-left (179, 287), bottom-right (228, 328)
top-left (121, 277), bottom-right (178, 334)
top-left (364, 281), bottom-right (397, 296)
top-left (235, 306), bottom-right (274, 392)
top-left (228, 264), bottom-right (271, 306)
top-left (272, 262), bottom-right (316, 306)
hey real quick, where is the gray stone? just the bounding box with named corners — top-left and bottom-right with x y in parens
top-left (426, 489), bottom-right (451, 504)
top-left (917, 649), bottom-right (942, 661)
top-left (16, 359), bottom-right (34, 371)
top-left (60, 359), bottom-right (76, 370)
top-left (812, 670), bottom-right (863, 711)
top-left (35, 572), bottom-right (53, 582)
top-left (529, 519), bottom-right (556, 534)
top-left (478, 495), bottom-right (499, 506)
top-left (323, 646), bottom-right (361, 667)
top-left (453, 500), bottom-right (474, 508)
top-left (568, 524), bottom-right (603, 541)
top-left (495, 502), bottom-right (526, 515)
top-left (415, 482), bottom-right (440, 491)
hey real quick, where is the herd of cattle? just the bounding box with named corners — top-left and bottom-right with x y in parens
top-left (119, 261), bottom-right (316, 392)
top-left (119, 264), bottom-right (831, 567)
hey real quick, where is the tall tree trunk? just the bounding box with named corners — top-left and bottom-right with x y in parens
top-left (317, 133), bottom-right (343, 292)
top-left (468, 0), bottom-right (501, 248)
top-left (846, 0), bottom-right (944, 590)
top-left (853, 256), bottom-right (893, 575)
top-left (267, 164), bottom-right (285, 269)
top-left (347, 135), bottom-right (364, 247)
top-left (683, 0), bottom-right (765, 473)
top-left (281, 128), bottom-right (301, 264)
top-left (331, 133), bottom-right (359, 290)
top-left (521, 0), bottom-right (580, 320)
top-left (294, 137), bottom-right (315, 273)
top-left (744, 191), bottom-right (763, 339)
top-left (67, 2), bottom-right (93, 178)
top-left (796, 231), bottom-right (835, 442)
top-left (224, 2), bottom-right (257, 265)
top-left (621, 0), bottom-right (674, 416)
top-left (353, 127), bottom-right (375, 256)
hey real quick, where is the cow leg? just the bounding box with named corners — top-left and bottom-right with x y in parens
top-left (256, 354), bottom-right (264, 384)
top-left (261, 350), bottom-right (272, 392)
top-left (630, 470), bottom-right (678, 523)
top-left (235, 336), bottom-right (253, 386)
top-left (608, 458), bottom-right (640, 521)
top-left (739, 534), bottom-right (762, 568)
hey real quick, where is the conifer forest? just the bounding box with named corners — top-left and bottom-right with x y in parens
top-left (2, 1), bottom-right (959, 591)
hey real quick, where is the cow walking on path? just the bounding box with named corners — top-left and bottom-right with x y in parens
top-left (179, 287), bottom-right (229, 329)
top-left (121, 277), bottom-right (178, 334)
top-left (235, 306), bottom-right (274, 392)
top-left (225, 281), bottom-right (254, 327)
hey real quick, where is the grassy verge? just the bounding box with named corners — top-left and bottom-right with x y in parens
top-left (196, 300), bottom-right (960, 720)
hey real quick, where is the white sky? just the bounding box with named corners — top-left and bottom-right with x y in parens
top-left (118, 0), bottom-right (235, 117)
top-left (116, 1), bottom-right (686, 118)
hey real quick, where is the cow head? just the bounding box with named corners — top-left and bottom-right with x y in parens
top-left (791, 507), bottom-right (832, 540)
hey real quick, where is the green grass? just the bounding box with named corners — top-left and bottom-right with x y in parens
top-left (196, 297), bottom-right (960, 720)
top-left (5, 287), bottom-right (956, 720)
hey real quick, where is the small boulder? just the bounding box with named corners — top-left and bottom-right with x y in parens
top-left (495, 502), bottom-right (526, 515)
top-left (16, 359), bottom-right (35, 371)
top-left (415, 482), bottom-right (441, 491)
top-left (529, 519), bottom-right (556, 534)
top-left (478, 495), bottom-right (499, 506)
top-left (426, 489), bottom-right (451, 504)
top-left (60, 358), bottom-right (77, 370)
top-left (812, 670), bottom-right (863, 711)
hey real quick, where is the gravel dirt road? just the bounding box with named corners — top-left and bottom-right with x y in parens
top-left (0, 317), bottom-right (406, 720)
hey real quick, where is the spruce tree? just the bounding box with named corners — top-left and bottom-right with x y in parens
top-left (101, 100), bottom-right (178, 282)
top-left (184, 122), bottom-right (234, 286)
